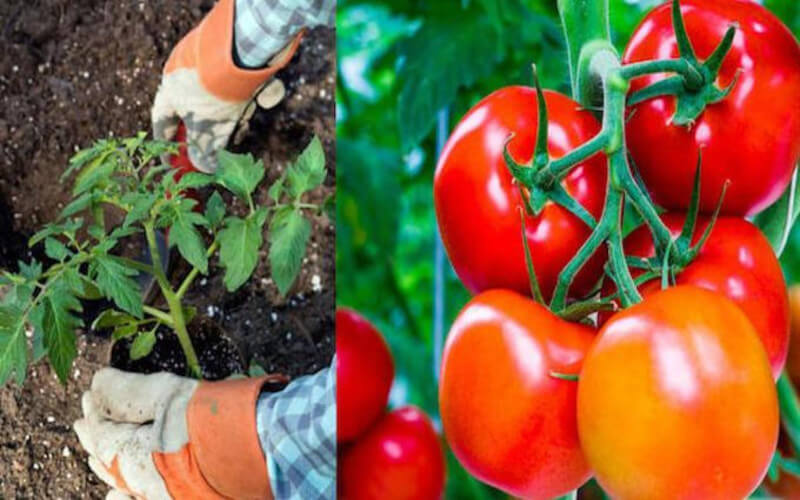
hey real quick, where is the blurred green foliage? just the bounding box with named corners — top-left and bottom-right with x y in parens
top-left (336, 1), bottom-right (800, 498)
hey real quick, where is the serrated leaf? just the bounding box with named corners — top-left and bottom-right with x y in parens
top-left (44, 238), bottom-right (70, 261)
top-left (0, 301), bottom-right (28, 386)
top-left (177, 172), bottom-right (214, 190)
top-left (88, 225), bottom-right (105, 240)
top-left (269, 209), bottom-right (311, 295)
top-left (18, 260), bottom-right (42, 281)
top-left (60, 192), bottom-right (93, 219)
top-left (29, 219), bottom-right (83, 247)
top-left (204, 191), bottom-right (226, 229)
top-left (755, 167), bottom-right (800, 257)
top-left (124, 193), bottom-right (157, 227)
top-left (215, 150), bottom-right (265, 202)
top-left (397, 18), bottom-right (504, 150)
top-left (92, 309), bottom-right (136, 330)
top-left (129, 328), bottom-right (157, 360)
top-left (73, 158), bottom-right (115, 196)
top-left (31, 284), bottom-right (81, 384)
top-left (90, 256), bottom-right (143, 318)
top-left (268, 175), bottom-right (285, 203)
top-left (169, 208), bottom-right (209, 274)
top-left (287, 136), bottom-right (326, 198)
top-left (109, 226), bottom-right (141, 240)
top-left (218, 209), bottom-right (268, 292)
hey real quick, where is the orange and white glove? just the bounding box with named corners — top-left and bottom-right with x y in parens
top-left (74, 368), bottom-right (286, 499)
top-left (151, 0), bottom-right (303, 173)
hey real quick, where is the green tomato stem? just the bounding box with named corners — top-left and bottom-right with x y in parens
top-left (144, 222), bottom-right (201, 378)
top-left (176, 240), bottom-right (219, 300)
top-left (778, 373), bottom-right (800, 451)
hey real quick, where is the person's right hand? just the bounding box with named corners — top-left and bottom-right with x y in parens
top-left (152, 0), bottom-right (303, 173)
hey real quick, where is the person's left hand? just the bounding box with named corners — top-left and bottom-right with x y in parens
top-left (74, 368), bottom-right (284, 499)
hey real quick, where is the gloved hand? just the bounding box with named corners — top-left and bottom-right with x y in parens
top-left (152, 0), bottom-right (303, 173)
top-left (74, 368), bottom-right (286, 499)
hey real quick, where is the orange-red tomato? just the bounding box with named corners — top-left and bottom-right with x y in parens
top-left (579, 286), bottom-right (779, 499)
top-left (439, 289), bottom-right (594, 499)
top-left (601, 214), bottom-right (790, 379)
top-left (338, 406), bottom-right (446, 500)
top-left (336, 308), bottom-right (394, 443)
top-left (786, 287), bottom-right (800, 386)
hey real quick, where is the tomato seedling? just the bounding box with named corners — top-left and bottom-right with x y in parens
top-left (0, 133), bottom-right (329, 383)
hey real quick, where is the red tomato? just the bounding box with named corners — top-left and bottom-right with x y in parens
top-left (338, 406), bottom-right (446, 500)
top-left (439, 289), bottom-right (594, 499)
top-left (336, 308), bottom-right (394, 443)
top-left (579, 286), bottom-right (779, 500)
top-left (169, 122), bottom-right (200, 180)
top-left (624, 0), bottom-right (800, 216)
top-left (434, 87), bottom-right (608, 301)
top-left (601, 214), bottom-right (789, 379)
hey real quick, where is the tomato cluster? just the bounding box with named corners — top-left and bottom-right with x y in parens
top-left (335, 309), bottom-right (446, 500)
top-left (434, 0), bottom-right (799, 498)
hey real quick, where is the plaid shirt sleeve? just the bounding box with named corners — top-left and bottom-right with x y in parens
top-left (234, 0), bottom-right (336, 68)
top-left (256, 361), bottom-right (336, 500)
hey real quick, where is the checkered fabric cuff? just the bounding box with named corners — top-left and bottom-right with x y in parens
top-left (256, 362), bottom-right (336, 499)
top-left (234, 0), bottom-right (335, 68)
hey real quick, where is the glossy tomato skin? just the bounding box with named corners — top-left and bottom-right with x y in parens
top-left (579, 286), bottom-right (779, 500)
top-left (336, 308), bottom-right (394, 443)
top-left (338, 406), bottom-right (446, 500)
top-left (601, 214), bottom-right (789, 379)
top-left (439, 289), bottom-right (594, 499)
top-left (787, 287), bottom-right (800, 386)
top-left (434, 87), bottom-right (608, 301)
top-left (624, 0), bottom-right (800, 216)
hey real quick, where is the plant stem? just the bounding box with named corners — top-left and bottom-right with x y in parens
top-left (144, 222), bottom-right (201, 378)
top-left (111, 256), bottom-right (155, 275)
top-left (778, 373), bottom-right (800, 451)
top-left (143, 305), bottom-right (174, 327)
top-left (176, 241), bottom-right (219, 300)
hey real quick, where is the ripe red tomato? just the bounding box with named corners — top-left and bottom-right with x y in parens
top-left (336, 308), bottom-right (394, 443)
top-left (786, 287), bottom-right (800, 386)
top-left (601, 214), bottom-right (789, 379)
top-left (338, 406), bottom-right (446, 500)
top-left (579, 286), bottom-right (779, 500)
top-left (439, 289), bottom-right (594, 499)
top-left (624, 0), bottom-right (800, 216)
top-left (434, 86), bottom-right (608, 301)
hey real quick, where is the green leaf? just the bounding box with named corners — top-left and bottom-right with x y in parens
top-left (129, 328), bottom-right (156, 360)
top-left (396, 17), bottom-right (504, 150)
top-left (29, 219), bottom-right (83, 247)
top-left (31, 284), bottom-right (81, 384)
top-left (218, 208), bottom-right (268, 292)
top-left (88, 225), bottom-right (105, 240)
top-left (268, 175), bottom-right (285, 203)
top-left (215, 151), bottom-right (265, 202)
top-left (112, 324), bottom-right (139, 342)
top-left (44, 237), bottom-right (70, 261)
top-left (286, 136), bottom-right (326, 198)
top-left (124, 193), bottom-right (157, 227)
top-left (322, 194), bottom-right (335, 220)
top-left (92, 309), bottom-right (136, 330)
top-left (0, 301), bottom-right (28, 386)
top-left (248, 361), bottom-right (267, 377)
top-left (169, 208), bottom-right (209, 274)
top-left (177, 172), bottom-right (214, 190)
top-left (18, 260), bottom-right (43, 281)
top-left (90, 255), bottom-right (143, 318)
top-left (269, 209), bottom-right (311, 296)
top-left (204, 191), bottom-right (226, 229)
top-left (754, 167), bottom-right (800, 256)
top-left (60, 192), bottom-right (93, 219)
top-left (72, 158), bottom-right (115, 196)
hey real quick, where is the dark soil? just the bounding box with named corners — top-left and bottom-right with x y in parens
top-left (0, 1), bottom-right (335, 497)
top-left (110, 319), bottom-right (245, 381)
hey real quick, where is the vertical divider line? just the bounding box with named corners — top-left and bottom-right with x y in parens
top-left (433, 108), bottom-right (450, 382)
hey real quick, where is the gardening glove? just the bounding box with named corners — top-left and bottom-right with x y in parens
top-left (151, 0), bottom-right (304, 173)
top-left (74, 368), bottom-right (287, 499)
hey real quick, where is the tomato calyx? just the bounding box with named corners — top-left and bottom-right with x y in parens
top-left (503, 67), bottom-right (598, 230)
top-left (628, 0), bottom-right (739, 127)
